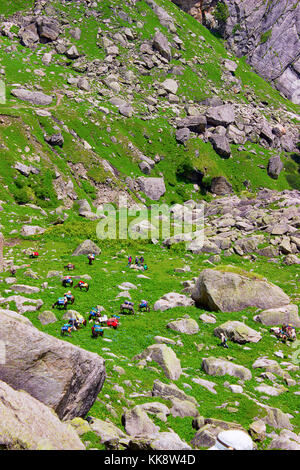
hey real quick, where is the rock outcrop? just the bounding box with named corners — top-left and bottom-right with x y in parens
top-left (172, 0), bottom-right (300, 103)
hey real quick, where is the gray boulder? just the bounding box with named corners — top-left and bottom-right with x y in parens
top-left (177, 115), bottom-right (207, 133)
top-left (214, 321), bottom-right (262, 344)
top-left (0, 310), bottom-right (106, 420)
top-left (11, 284), bottom-right (40, 295)
top-left (152, 379), bottom-right (198, 404)
top-left (137, 177), bottom-right (166, 201)
top-left (45, 133), bottom-right (64, 147)
top-left (254, 304), bottom-right (300, 327)
top-left (11, 89), bottom-right (53, 106)
top-left (154, 292), bottom-right (194, 311)
top-left (269, 430), bottom-right (300, 450)
top-left (202, 357), bottom-right (252, 381)
top-left (38, 311), bottom-right (57, 325)
top-left (166, 318), bottom-right (199, 335)
top-left (206, 105), bottom-right (235, 127)
top-left (36, 17), bottom-right (60, 42)
top-left (267, 156), bottom-right (283, 179)
top-left (152, 31), bottom-right (171, 61)
top-left (19, 24), bottom-right (39, 47)
top-left (210, 176), bottom-right (233, 195)
top-left (170, 398), bottom-right (199, 418)
top-left (209, 134), bottom-right (231, 158)
top-left (90, 418), bottom-right (126, 444)
top-left (150, 432), bottom-right (191, 450)
top-left (122, 405), bottom-right (159, 437)
top-left (175, 127), bottom-right (190, 144)
top-left (191, 268), bottom-right (290, 312)
top-left (0, 380), bottom-right (84, 450)
top-left (21, 225), bottom-right (46, 236)
top-left (134, 344), bottom-right (182, 380)
top-left (72, 239), bottom-right (101, 256)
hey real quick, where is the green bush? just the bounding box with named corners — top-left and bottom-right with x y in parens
top-left (13, 186), bottom-right (35, 204)
top-left (176, 158), bottom-right (194, 180)
top-left (214, 2), bottom-right (229, 23)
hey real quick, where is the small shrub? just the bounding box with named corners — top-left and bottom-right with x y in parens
top-left (214, 2), bottom-right (229, 23)
top-left (260, 29), bottom-right (272, 44)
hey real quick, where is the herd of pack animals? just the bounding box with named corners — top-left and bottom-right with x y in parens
top-left (32, 252), bottom-right (153, 338)
top-left (23, 249), bottom-right (297, 344)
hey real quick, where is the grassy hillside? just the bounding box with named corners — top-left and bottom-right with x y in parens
top-left (0, 0), bottom-right (299, 211)
top-left (0, 220), bottom-right (299, 449)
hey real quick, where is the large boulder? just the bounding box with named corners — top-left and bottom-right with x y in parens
top-left (214, 321), bottom-right (262, 344)
top-left (21, 225), bottom-right (46, 236)
top-left (152, 380), bottom-right (198, 404)
top-left (267, 156), bottom-right (283, 180)
top-left (209, 134), bottom-right (231, 158)
top-left (206, 105), bottom-right (235, 127)
top-left (0, 308), bottom-right (33, 326)
top-left (134, 344), bottom-right (182, 380)
top-left (202, 357), bottom-right (252, 381)
top-left (191, 268), bottom-right (290, 312)
top-left (175, 127), bottom-right (190, 144)
top-left (128, 432), bottom-right (191, 450)
top-left (166, 318), bottom-right (199, 335)
top-left (0, 310), bottom-right (105, 420)
top-left (0, 295), bottom-right (43, 314)
top-left (0, 380), bottom-right (85, 450)
top-left (36, 17), bottom-right (60, 42)
top-left (252, 358), bottom-right (291, 380)
top-left (177, 115), bottom-right (207, 133)
top-left (154, 292), bottom-right (194, 311)
top-left (72, 239), bottom-right (101, 256)
top-left (191, 418), bottom-right (246, 449)
top-left (11, 89), bottom-right (53, 106)
top-left (19, 24), bottom-right (39, 47)
top-left (254, 304), bottom-right (300, 327)
top-left (152, 31), bottom-right (171, 61)
top-left (150, 432), bottom-right (191, 450)
top-left (38, 310), bottom-right (57, 325)
top-left (11, 284), bottom-right (40, 295)
top-left (137, 177), bottom-right (166, 201)
top-left (122, 405), bottom-right (160, 437)
top-left (268, 430), bottom-right (300, 450)
top-left (90, 418), bottom-right (126, 444)
top-left (170, 398), bottom-right (199, 418)
top-left (45, 133), bottom-right (64, 147)
top-left (210, 176), bottom-right (233, 195)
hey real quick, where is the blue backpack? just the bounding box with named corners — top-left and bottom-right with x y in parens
top-left (93, 325), bottom-right (103, 332)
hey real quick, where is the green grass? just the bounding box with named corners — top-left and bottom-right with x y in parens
top-left (0, 216), bottom-right (299, 448)
top-left (0, 0), bottom-right (34, 16)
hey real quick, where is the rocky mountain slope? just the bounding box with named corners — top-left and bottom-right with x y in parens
top-left (0, 0), bottom-right (298, 217)
top-left (172, 0), bottom-right (300, 104)
top-left (0, 0), bottom-right (299, 452)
